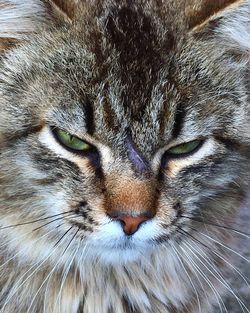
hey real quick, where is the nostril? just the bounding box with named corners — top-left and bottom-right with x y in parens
top-left (121, 215), bottom-right (149, 235)
top-left (109, 214), bottom-right (150, 235)
top-left (118, 218), bottom-right (126, 229)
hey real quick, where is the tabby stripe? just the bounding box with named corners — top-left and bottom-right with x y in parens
top-left (214, 135), bottom-right (240, 150)
top-left (1, 124), bottom-right (44, 146)
top-left (82, 99), bottom-right (95, 135)
top-left (171, 104), bottom-right (186, 139)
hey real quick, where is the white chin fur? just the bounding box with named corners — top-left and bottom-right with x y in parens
top-left (84, 219), bottom-right (160, 265)
top-left (86, 245), bottom-right (154, 265)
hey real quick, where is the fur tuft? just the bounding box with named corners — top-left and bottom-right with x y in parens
top-left (0, 1), bottom-right (249, 312)
top-left (0, 0), bottom-right (47, 40)
top-left (218, 2), bottom-right (250, 57)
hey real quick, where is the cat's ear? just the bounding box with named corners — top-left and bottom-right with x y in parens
top-left (0, 0), bottom-right (79, 52)
top-left (187, 0), bottom-right (250, 58)
top-left (47, 0), bottom-right (80, 23)
top-left (186, 0), bottom-right (245, 31)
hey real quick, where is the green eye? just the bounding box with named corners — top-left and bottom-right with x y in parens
top-left (167, 140), bottom-right (202, 156)
top-left (53, 128), bottom-right (91, 152)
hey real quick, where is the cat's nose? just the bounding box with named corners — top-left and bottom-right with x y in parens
top-left (105, 177), bottom-right (157, 235)
top-left (108, 212), bottom-right (151, 235)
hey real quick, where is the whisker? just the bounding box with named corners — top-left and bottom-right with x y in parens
top-left (177, 226), bottom-right (250, 311)
top-left (0, 227), bottom-right (73, 312)
top-left (172, 241), bottom-right (211, 309)
top-left (181, 215), bottom-right (250, 238)
top-left (27, 228), bottom-right (80, 313)
top-left (55, 230), bottom-right (80, 313)
top-left (0, 211), bottom-right (75, 230)
top-left (0, 225), bottom-right (61, 271)
top-left (62, 227), bottom-right (80, 254)
top-left (43, 227), bottom-right (77, 313)
top-left (176, 226), bottom-right (250, 287)
top-left (32, 214), bottom-right (75, 232)
top-left (0, 224), bottom-right (52, 251)
top-left (53, 226), bottom-right (74, 248)
top-left (77, 240), bottom-right (91, 282)
top-left (191, 242), bottom-right (249, 313)
top-left (190, 228), bottom-right (250, 264)
top-left (177, 240), bottom-right (228, 313)
top-left (170, 243), bottom-right (202, 313)
top-left (183, 241), bottom-right (250, 313)
top-left (181, 196), bottom-right (249, 227)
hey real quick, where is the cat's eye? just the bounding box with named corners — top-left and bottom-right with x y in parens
top-left (166, 140), bottom-right (203, 156)
top-left (53, 128), bottom-right (91, 152)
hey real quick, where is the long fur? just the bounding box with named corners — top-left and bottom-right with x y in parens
top-left (0, 0), bottom-right (47, 39)
top-left (0, 1), bottom-right (249, 313)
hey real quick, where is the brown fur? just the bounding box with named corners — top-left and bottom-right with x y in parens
top-left (0, 0), bottom-right (249, 312)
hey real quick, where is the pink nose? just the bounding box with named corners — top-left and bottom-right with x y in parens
top-left (110, 214), bottom-right (150, 235)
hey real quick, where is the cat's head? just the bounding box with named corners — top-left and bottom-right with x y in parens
top-left (0, 0), bottom-right (249, 266)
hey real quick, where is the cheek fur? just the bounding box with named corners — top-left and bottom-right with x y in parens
top-left (39, 127), bottom-right (95, 175)
top-left (166, 138), bottom-right (216, 178)
top-left (0, 0), bottom-right (249, 312)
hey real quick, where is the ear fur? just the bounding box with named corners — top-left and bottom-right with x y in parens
top-left (0, 0), bottom-right (80, 52)
top-left (0, 0), bottom-right (249, 58)
top-left (48, 0), bottom-right (80, 22)
top-left (216, 2), bottom-right (250, 57)
top-left (0, 1), bottom-right (46, 40)
top-left (187, 0), bottom-right (246, 31)
top-left (186, 0), bottom-right (250, 60)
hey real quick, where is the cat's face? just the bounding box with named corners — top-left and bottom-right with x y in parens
top-left (0, 0), bottom-right (249, 267)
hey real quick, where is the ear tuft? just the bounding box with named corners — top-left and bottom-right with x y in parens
top-left (187, 0), bottom-right (246, 31)
top-left (48, 0), bottom-right (79, 22)
top-left (0, 0), bottom-right (81, 53)
top-left (217, 2), bottom-right (250, 59)
top-left (0, 1), bottom-right (47, 41)
top-left (186, 0), bottom-right (250, 61)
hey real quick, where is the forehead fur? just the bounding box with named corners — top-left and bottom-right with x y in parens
top-left (0, 0), bottom-right (249, 152)
top-left (102, 5), bottom-right (170, 115)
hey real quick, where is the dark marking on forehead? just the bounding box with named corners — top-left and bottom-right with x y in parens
top-left (126, 135), bottom-right (150, 174)
top-left (172, 104), bottom-right (186, 139)
top-left (102, 97), bottom-right (116, 130)
top-left (82, 99), bottom-right (95, 135)
top-left (105, 5), bottom-right (174, 117)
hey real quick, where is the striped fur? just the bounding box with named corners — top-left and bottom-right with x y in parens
top-left (0, 1), bottom-right (249, 313)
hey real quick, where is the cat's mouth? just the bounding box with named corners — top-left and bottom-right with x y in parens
top-left (87, 235), bottom-right (155, 264)
top-left (65, 209), bottom-right (185, 264)
top-left (78, 218), bottom-right (164, 263)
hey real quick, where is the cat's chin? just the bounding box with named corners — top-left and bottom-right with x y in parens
top-left (86, 240), bottom-right (154, 265)
top-left (84, 220), bottom-right (160, 265)
top-left (87, 247), bottom-right (152, 265)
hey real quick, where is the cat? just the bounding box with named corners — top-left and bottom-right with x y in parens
top-left (0, 0), bottom-right (249, 312)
